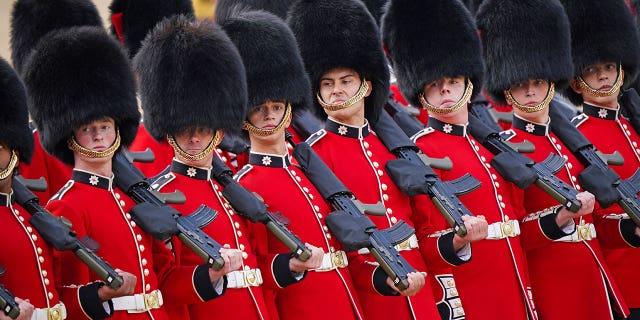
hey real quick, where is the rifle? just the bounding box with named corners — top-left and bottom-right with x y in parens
top-left (619, 88), bottom-right (640, 140)
top-left (287, 132), bottom-right (417, 291)
top-left (111, 151), bottom-right (225, 270)
top-left (467, 114), bottom-right (582, 212)
top-left (209, 157), bottom-right (312, 261)
top-left (0, 266), bottom-right (20, 319)
top-left (12, 176), bottom-right (124, 289)
top-left (548, 102), bottom-right (640, 226)
top-left (384, 94), bottom-right (424, 138)
top-left (290, 109), bottom-right (325, 141)
top-left (468, 95), bottom-right (503, 132)
top-left (373, 112), bottom-right (481, 237)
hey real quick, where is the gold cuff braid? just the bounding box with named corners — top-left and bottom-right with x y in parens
top-left (242, 103), bottom-right (292, 137)
top-left (0, 150), bottom-right (18, 181)
top-left (68, 130), bottom-right (121, 159)
top-left (505, 82), bottom-right (555, 113)
top-left (167, 130), bottom-right (222, 162)
top-left (316, 80), bottom-right (369, 111)
top-left (418, 80), bottom-right (474, 115)
top-left (575, 64), bottom-right (624, 98)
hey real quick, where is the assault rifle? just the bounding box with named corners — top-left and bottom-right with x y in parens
top-left (548, 102), bottom-right (640, 226)
top-left (0, 265), bottom-right (19, 319)
top-left (467, 114), bottom-right (582, 212)
top-left (12, 176), bottom-right (124, 289)
top-left (210, 157), bottom-right (312, 261)
top-left (111, 151), bottom-right (225, 270)
top-left (373, 112), bottom-right (481, 236)
top-left (468, 95), bottom-right (503, 132)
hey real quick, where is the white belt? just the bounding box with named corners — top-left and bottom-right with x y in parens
top-left (486, 220), bottom-right (521, 240)
top-left (312, 251), bottom-right (348, 272)
top-left (32, 302), bottom-right (66, 320)
top-left (357, 234), bottom-right (418, 255)
top-left (556, 223), bottom-right (596, 242)
top-left (226, 268), bottom-right (263, 289)
top-left (112, 289), bottom-right (163, 313)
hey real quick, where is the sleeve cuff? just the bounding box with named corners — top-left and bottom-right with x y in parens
top-left (372, 267), bottom-right (399, 296)
top-left (620, 219), bottom-right (640, 247)
top-left (193, 264), bottom-right (224, 301)
top-left (438, 232), bottom-right (470, 266)
top-left (272, 253), bottom-right (304, 288)
top-left (540, 207), bottom-right (574, 239)
top-left (79, 282), bottom-right (113, 320)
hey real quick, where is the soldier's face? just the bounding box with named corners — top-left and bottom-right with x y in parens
top-left (174, 127), bottom-right (215, 156)
top-left (422, 76), bottom-right (466, 108)
top-left (0, 144), bottom-right (11, 172)
top-left (318, 68), bottom-right (371, 124)
top-left (247, 100), bottom-right (289, 130)
top-left (507, 79), bottom-right (550, 106)
top-left (72, 117), bottom-right (117, 152)
top-left (571, 61), bottom-right (622, 108)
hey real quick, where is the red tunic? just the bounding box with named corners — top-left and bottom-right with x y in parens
top-left (504, 114), bottom-right (628, 319)
top-left (236, 151), bottom-right (365, 320)
top-left (412, 117), bottom-right (537, 320)
top-left (307, 118), bottom-right (443, 320)
top-left (150, 155), bottom-right (300, 320)
top-left (572, 104), bottom-right (640, 309)
top-left (47, 169), bottom-right (217, 320)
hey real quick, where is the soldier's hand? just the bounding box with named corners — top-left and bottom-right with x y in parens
top-left (0, 297), bottom-right (34, 320)
top-left (208, 244), bottom-right (243, 282)
top-left (289, 244), bottom-right (324, 273)
top-left (453, 215), bottom-right (488, 250)
top-left (556, 191), bottom-right (595, 227)
top-left (97, 269), bottom-right (137, 301)
top-left (387, 272), bottom-right (425, 296)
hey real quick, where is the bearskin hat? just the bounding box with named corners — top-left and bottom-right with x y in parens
top-left (218, 7), bottom-right (311, 112)
top-left (109, 0), bottom-right (194, 58)
top-left (0, 57), bottom-right (33, 164)
top-left (558, 0), bottom-right (640, 105)
top-left (23, 27), bottom-right (140, 165)
top-left (134, 15), bottom-right (247, 141)
top-left (288, 0), bottom-right (390, 125)
top-left (361, 0), bottom-right (388, 26)
top-left (10, 0), bottom-right (102, 75)
top-left (382, 0), bottom-right (484, 107)
top-left (215, 0), bottom-right (294, 20)
top-left (477, 0), bottom-right (573, 103)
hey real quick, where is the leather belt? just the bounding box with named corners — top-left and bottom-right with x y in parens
top-left (32, 302), bottom-right (66, 320)
top-left (312, 251), bottom-right (348, 272)
top-left (358, 234), bottom-right (418, 254)
top-left (486, 219), bottom-right (520, 240)
top-left (226, 268), bottom-right (263, 289)
top-left (112, 289), bottom-right (163, 313)
top-left (556, 222), bottom-right (596, 242)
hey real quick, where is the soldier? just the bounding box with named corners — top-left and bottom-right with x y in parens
top-left (288, 1), bottom-right (479, 319)
top-left (560, 0), bottom-right (640, 318)
top-left (23, 26), bottom-right (237, 319)
top-left (220, 8), bottom-right (365, 319)
top-left (477, 0), bottom-right (629, 319)
top-left (381, 0), bottom-right (536, 319)
top-left (136, 15), bottom-right (321, 320)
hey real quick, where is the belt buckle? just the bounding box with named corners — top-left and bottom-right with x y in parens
top-left (244, 269), bottom-right (258, 287)
top-left (501, 220), bottom-right (516, 238)
top-left (144, 291), bottom-right (160, 310)
top-left (48, 306), bottom-right (63, 320)
top-left (577, 223), bottom-right (592, 241)
top-left (330, 251), bottom-right (347, 268)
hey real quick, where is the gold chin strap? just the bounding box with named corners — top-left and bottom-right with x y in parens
top-left (242, 103), bottom-right (292, 137)
top-left (505, 82), bottom-right (555, 113)
top-left (575, 64), bottom-right (624, 98)
top-left (317, 79), bottom-right (370, 111)
top-left (418, 80), bottom-right (474, 115)
top-left (68, 130), bottom-right (122, 159)
top-left (167, 130), bottom-right (222, 162)
top-left (0, 150), bottom-right (18, 181)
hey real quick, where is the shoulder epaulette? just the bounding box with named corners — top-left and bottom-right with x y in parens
top-left (410, 127), bottom-right (435, 142)
top-left (148, 167), bottom-right (175, 191)
top-left (571, 113), bottom-right (589, 128)
top-left (233, 164), bottom-right (254, 181)
top-left (49, 180), bottom-right (75, 201)
top-left (305, 129), bottom-right (327, 146)
top-left (499, 129), bottom-right (516, 141)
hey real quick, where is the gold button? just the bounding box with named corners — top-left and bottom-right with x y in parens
top-left (239, 244), bottom-right (245, 251)
top-left (314, 205), bottom-right (320, 212)
top-left (18, 216), bottom-right (24, 222)
top-left (634, 141), bottom-right (638, 147)
top-left (126, 213), bottom-right (132, 219)
top-left (485, 163), bottom-right (491, 168)
top-left (323, 226), bottom-right (329, 231)
top-left (562, 155), bottom-right (569, 160)
top-left (497, 195), bottom-right (503, 201)
top-left (296, 176), bottom-right (302, 182)
top-left (317, 213), bottom-right (323, 219)
top-left (137, 234), bottom-right (142, 241)
top-left (386, 208), bottom-right (393, 214)
top-left (237, 231), bottom-right (243, 237)
top-left (326, 233), bottom-right (332, 239)
top-left (373, 162), bottom-right (379, 168)
top-left (576, 184), bottom-right (581, 191)
top-left (474, 146), bottom-right (480, 151)
top-left (26, 226), bottom-right (33, 233)
top-left (115, 193), bottom-right (121, 199)
top-left (146, 284), bottom-right (151, 291)
top-left (44, 278), bottom-right (50, 285)
top-left (494, 182), bottom-right (500, 188)
top-left (139, 244), bottom-right (145, 252)
top-left (244, 265), bottom-right (251, 270)
top-left (500, 202), bottom-right (506, 208)
top-left (363, 142), bottom-right (370, 148)
top-left (37, 247), bottom-right (43, 254)
top-left (391, 217), bottom-right (398, 224)
top-left (627, 130), bottom-right (632, 136)
top-left (303, 187), bottom-right (309, 193)
top-left (382, 194), bottom-right (389, 201)
top-left (234, 222), bottom-right (240, 229)
top-left (491, 174), bottom-right (497, 180)
top-left (377, 170), bottom-right (384, 176)
top-left (366, 151), bottom-right (373, 157)
top-left (31, 234), bottom-right (38, 241)
top-left (131, 221), bottom-right (137, 228)
top-left (144, 269), bottom-right (149, 276)
top-left (551, 137), bottom-right (557, 143)
top-left (42, 270), bottom-right (47, 277)
top-left (119, 200), bottom-right (126, 207)
top-left (381, 183), bottom-right (388, 191)
top-left (480, 156), bottom-right (486, 162)
top-left (48, 292), bottom-right (53, 300)
top-left (290, 170), bottom-right (297, 176)
top-left (623, 124), bottom-right (629, 129)
top-left (309, 194), bottom-right (314, 200)
top-left (242, 252), bottom-right (248, 259)
top-left (330, 247), bottom-right (335, 253)
top-left (142, 258), bottom-right (148, 266)
top-left (214, 184), bottom-right (219, 190)
top-left (571, 176), bottom-right (577, 182)
top-left (567, 163), bottom-right (573, 170)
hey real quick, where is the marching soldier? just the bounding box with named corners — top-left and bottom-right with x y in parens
top-left (478, 0), bottom-right (629, 318)
top-left (221, 8), bottom-right (365, 319)
top-left (23, 26), bottom-right (235, 319)
top-left (561, 0), bottom-right (640, 318)
top-left (381, 0), bottom-right (536, 319)
top-left (136, 15), bottom-right (321, 319)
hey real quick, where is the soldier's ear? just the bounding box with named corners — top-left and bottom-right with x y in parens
top-left (364, 80), bottom-right (373, 98)
top-left (569, 79), bottom-right (582, 95)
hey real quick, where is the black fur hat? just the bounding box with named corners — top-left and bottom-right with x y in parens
top-left (10, 0), bottom-right (102, 75)
top-left (23, 27), bottom-right (140, 165)
top-left (218, 7), bottom-right (311, 112)
top-left (477, 0), bottom-right (573, 103)
top-left (361, 0), bottom-right (388, 26)
top-left (382, 0), bottom-right (484, 107)
top-left (215, 0), bottom-right (294, 20)
top-left (559, 0), bottom-right (640, 105)
top-left (288, 0), bottom-right (390, 125)
top-left (109, 0), bottom-right (194, 58)
top-left (134, 15), bottom-right (248, 141)
top-left (0, 57), bottom-right (33, 164)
